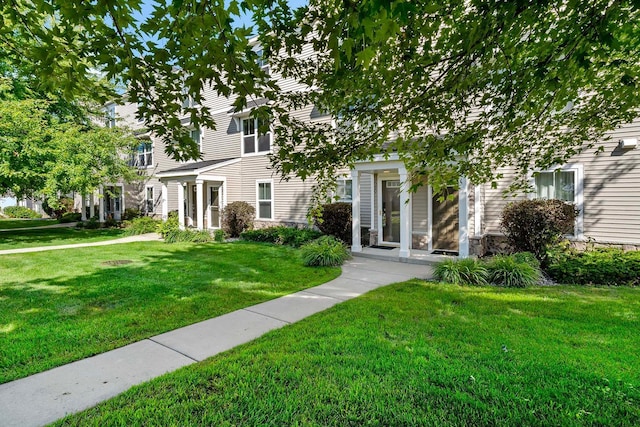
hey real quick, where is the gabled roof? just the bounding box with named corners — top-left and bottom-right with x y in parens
top-left (156, 158), bottom-right (240, 178)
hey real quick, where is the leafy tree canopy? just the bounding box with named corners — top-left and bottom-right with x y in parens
top-left (3, 0), bottom-right (639, 197)
top-left (0, 57), bottom-right (139, 205)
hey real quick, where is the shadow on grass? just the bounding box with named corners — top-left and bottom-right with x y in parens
top-left (0, 227), bottom-right (126, 250)
top-left (0, 241), bottom-right (340, 383)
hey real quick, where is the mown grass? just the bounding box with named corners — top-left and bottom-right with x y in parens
top-left (0, 241), bottom-right (340, 383)
top-left (0, 227), bottom-right (126, 250)
top-left (0, 218), bottom-right (58, 230)
top-left (56, 281), bottom-right (640, 426)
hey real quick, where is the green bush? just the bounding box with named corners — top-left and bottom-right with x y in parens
top-left (59, 212), bottom-right (82, 223)
top-left (501, 199), bottom-right (578, 265)
top-left (221, 201), bottom-right (255, 237)
top-left (434, 258), bottom-right (488, 286)
top-left (123, 208), bottom-right (142, 221)
top-left (163, 229), bottom-right (213, 243)
top-left (312, 202), bottom-right (352, 244)
top-left (547, 248), bottom-right (640, 286)
top-left (241, 226), bottom-right (322, 247)
top-left (77, 218), bottom-right (101, 229)
top-left (42, 197), bottom-right (74, 219)
top-left (487, 255), bottom-right (541, 288)
top-left (3, 206), bottom-right (41, 219)
top-left (123, 216), bottom-right (160, 236)
top-left (300, 235), bottom-right (350, 267)
top-left (157, 211), bottom-right (179, 238)
top-left (213, 229), bottom-right (226, 242)
top-left (512, 251), bottom-right (541, 269)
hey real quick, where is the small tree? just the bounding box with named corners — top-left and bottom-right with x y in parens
top-left (501, 199), bottom-right (578, 265)
top-left (221, 201), bottom-right (255, 237)
top-left (312, 202), bottom-right (352, 244)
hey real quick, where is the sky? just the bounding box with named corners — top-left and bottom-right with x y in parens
top-left (135, 0), bottom-right (309, 30)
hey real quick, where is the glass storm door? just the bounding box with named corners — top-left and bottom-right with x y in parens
top-left (209, 185), bottom-right (221, 228)
top-left (381, 180), bottom-right (401, 243)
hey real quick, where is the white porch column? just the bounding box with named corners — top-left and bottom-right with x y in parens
top-left (80, 194), bottom-right (87, 221)
top-left (351, 170), bottom-right (362, 252)
top-left (98, 186), bottom-right (105, 223)
top-left (459, 176), bottom-right (470, 258)
top-left (161, 182), bottom-right (168, 221)
top-left (399, 168), bottom-right (411, 258)
top-left (89, 193), bottom-right (95, 219)
top-left (196, 179), bottom-right (204, 230)
top-left (177, 182), bottom-right (185, 230)
top-left (120, 185), bottom-right (125, 214)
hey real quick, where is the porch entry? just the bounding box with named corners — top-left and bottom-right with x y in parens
top-left (104, 186), bottom-right (123, 221)
top-left (381, 179), bottom-right (401, 244)
top-left (432, 187), bottom-right (459, 252)
top-left (184, 182), bottom-right (223, 229)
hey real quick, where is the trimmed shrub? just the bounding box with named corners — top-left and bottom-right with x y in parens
top-left (312, 202), bottom-right (352, 244)
top-left (241, 226), bottom-right (322, 247)
top-left (300, 236), bottom-right (350, 267)
top-left (123, 208), bottom-right (142, 221)
top-left (77, 218), bottom-right (101, 229)
top-left (487, 255), bottom-right (541, 288)
top-left (213, 229), bottom-right (226, 243)
top-left (59, 212), bottom-right (82, 223)
top-left (501, 199), bottom-right (578, 264)
top-left (547, 248), bottom-right (640, 286)
top-left (3, 206), bottom-right (41, 219)
top-left (222, 201), bottom-right (255, 237)
top-left (123, 216), bottom-right (160, 236)
top-left (42, 197), bottom-right (74, 219)
top-left (434, 258), bottom-right (488, 286)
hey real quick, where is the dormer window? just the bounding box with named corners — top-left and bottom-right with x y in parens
top-left (242, 118), bottom-right (271, 155)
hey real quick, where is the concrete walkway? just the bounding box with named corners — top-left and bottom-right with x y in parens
top-left (0, 257), bottom-right (433, 427)
top-left (0, 233), bottom-right (162, 255)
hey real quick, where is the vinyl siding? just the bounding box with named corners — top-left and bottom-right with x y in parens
top-left (412, 185), bottom-right (429, 233)
top-left (483, 117), bottom-right (640, 244)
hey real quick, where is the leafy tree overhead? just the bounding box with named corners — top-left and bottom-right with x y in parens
top-left (2, 1), bottom-right (639, 198)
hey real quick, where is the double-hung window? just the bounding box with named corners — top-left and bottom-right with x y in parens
top-left (242, 118), bottom-right (271, 155)
top-left (336, 178), bottom-right (353, 202)
top-left (135, 142), bottom-right (153, 167)
top-left (532, 164), bottom-right (584, 238)
top-left (190, 128), bottom-right (202, 153)
top-left (257, 180), bottom-right (273, 220)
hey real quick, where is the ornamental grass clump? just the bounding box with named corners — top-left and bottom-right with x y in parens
top-left (123, 216), bottom-right (160, 236)
top-left (300, 235), bottom-right (350, 267)
top-left (487, 255), bottom-right (541, 288)
top-left (434, 258), bottom-right (488, 286)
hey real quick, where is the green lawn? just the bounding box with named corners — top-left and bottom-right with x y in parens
top-left (56, 281), bottom-right (640, 426)
top-left (0, 227), bottom-right (126, 250)
top-left (0, 241), bottom-right (340, 383)
top-left (0, 218), bottom-right (58, 230)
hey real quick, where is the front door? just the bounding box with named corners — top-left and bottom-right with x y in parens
top-left (208, 185), bottom-right (222, 228)
top-left (432, 188), bottom-right (459, 252)
top-left (105, 186), bottom-right (122, 221)
top-left (381, 179), bottom-right (401, 244)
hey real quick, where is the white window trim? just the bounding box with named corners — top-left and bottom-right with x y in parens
top-left (136, 142), bottom-right (154, 169)
top-left (145, 185), bottom-right (155, 214)
top-left (241, 117), bottom-right (272, 157)
top-left (529, 163), bottom-right (584, 240)
top-left (105, 104), bottom-right (116, 128)
top-left (335, 177), bottom-right (353, 203)
top-left (256, 179), bottom-right (274, 221)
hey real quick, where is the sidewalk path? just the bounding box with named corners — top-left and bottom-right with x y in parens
top-left (0, 233), bottom-right (162, 255)
top-left (0, 257), bottom-right (433, 427)
top-left (0, 222), bottom-right (78, 232)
